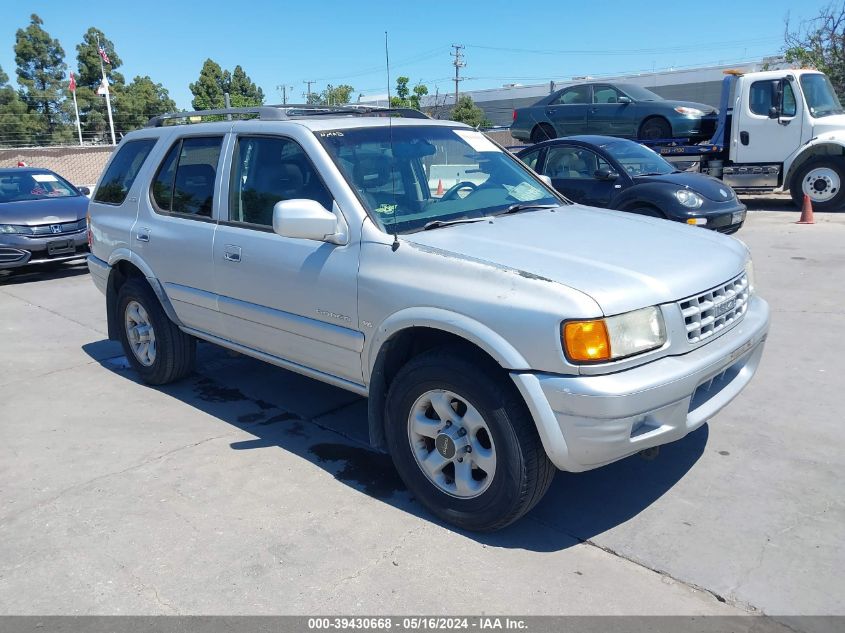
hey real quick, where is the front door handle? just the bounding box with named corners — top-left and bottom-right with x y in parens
top-left (135, 228), bottom-right (150, 242)
top-left (223, 245), bottom-right (242, 263)
top-left (740, 131), bottom-right (750, 145)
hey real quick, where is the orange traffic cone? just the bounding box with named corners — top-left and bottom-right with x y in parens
top-left (436, 179), bottom-right (444, 196)
top-left (796, 194), bottom-right (815, 224)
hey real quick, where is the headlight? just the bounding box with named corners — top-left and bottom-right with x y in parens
top-left (0, 224), bottom-right (25, 234)
top-left (674, 106), bottom-right (705, 117)
top-left (562, 306), bottom-right (667, 363)
top-left (675, 189), bottom-right (704, 208)
top-left (745, 258), bottom-right (755, 294)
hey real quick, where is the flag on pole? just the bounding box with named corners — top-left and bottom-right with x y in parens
top-left (98, 44), bottom-right (110, 64)
top-left (68, 72), bottom-right (76, 92)
top-left (97, 77), bottom-right (109, 95)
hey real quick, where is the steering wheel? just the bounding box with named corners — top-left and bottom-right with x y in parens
top-left (440, 180), bottom-right (478, 201)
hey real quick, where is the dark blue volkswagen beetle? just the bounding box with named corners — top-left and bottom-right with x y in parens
top-left (516, 136), bottom-right (746, 234)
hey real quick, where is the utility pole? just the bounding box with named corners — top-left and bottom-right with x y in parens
top-left (303, 80), bottom-right (316, 104)
top-left (276, 84), bottom-right (293, 104)
top-left (450, 44), bottom-right (465, 110)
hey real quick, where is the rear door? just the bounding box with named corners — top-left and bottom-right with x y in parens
top-left (544, 85), bottom-right (591, 136)
top-left (212, 127), bottom-right (363, 384)
top-left (587, 85), bottom-right (636, 137)
top-left (133, 132), bottom-right (227, 337)
top-left (540, 145), bottom-right (616, 207)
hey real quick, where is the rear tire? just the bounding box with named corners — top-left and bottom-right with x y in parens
top-left (117, 278), bottom-right (196, 385)
top-left (790, 157), bottom-right (845, 211)
top-left (385, 348), bottom-right (555, 531)
top-left (638, 117), bottom-right (672, 140)
top-left (530, 124), bottom-right (556, 144)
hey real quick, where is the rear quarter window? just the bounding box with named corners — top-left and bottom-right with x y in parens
top-left (94, 139), bottom-right (157, 205)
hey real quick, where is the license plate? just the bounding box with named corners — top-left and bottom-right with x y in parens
top-left (47, 239), bottom-right (74, 255)
top-left (732, 210), bottom-right (745, 224)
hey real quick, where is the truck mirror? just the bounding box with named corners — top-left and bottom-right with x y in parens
top-left (768, 106), bottom-right (780, 119)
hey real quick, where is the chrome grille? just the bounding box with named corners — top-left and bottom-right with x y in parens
top-left (679, 273), bottom-right (749, 343)
top-left (27, 219), bottom-right (86, 236)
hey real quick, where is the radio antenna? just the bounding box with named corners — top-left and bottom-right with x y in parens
top-left (386, 30), bottom-right (399, 251)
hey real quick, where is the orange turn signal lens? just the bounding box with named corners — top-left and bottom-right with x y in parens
top-left (563, 320), bottom-right (611, 362)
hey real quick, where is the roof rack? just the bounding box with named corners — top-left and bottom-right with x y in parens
top-left (146, 104), bottom-right (429, 127)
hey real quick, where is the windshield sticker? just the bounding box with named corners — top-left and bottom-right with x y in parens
top-left (31, 174), bottom-right (58, 182)
top-left (454, 130), bottom-right (501, 153)
top-left (505, 182), bottom-right (545, 202)
top-left (375, 203), bottom-right (398, 214)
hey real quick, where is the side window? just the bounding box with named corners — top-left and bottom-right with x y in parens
top-left (593, 86), bottom-right (620, 104)
top-left (520, 149), bottom-right (541, 170)
top-left (94, 139), bottom-right (156, 205)
top-left (782, 82), bottom-right (797, 117)
top-left (551, 86), bottom-right (589, 105)
top-left (228, 136), bottom-right (333, 227)
top-left (151, 136), bottom-right (222, 218)
top-left (544, 147), bottom-right (605, 180)
top-left (749, 80), bottom-right (797, 118)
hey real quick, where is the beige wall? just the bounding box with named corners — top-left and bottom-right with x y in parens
top-left (0, 146), bottom-right (114, 186)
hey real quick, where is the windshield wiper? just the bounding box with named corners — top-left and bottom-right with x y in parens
top-left (423, 217), bottom-right (487, 231)
top-left (499, 203), bottom-right (558, 215)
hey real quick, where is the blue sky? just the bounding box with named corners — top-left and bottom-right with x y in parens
top-left (0, 0), bottom-right (830, 110)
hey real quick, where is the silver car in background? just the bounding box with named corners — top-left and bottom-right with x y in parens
top-left (87, 107), bottom-right (769, 531)
top-left (0, 167), bottom-right (90, 270)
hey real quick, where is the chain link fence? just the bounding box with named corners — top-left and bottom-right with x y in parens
top-left (0, 145), bottom-right (114, 187)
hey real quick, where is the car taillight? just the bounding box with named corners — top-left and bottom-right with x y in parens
top-left (86, 211), bottom-right (93, 249)
top-left (512, 109), bottom-right (517, 121)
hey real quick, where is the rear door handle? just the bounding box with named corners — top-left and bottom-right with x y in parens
top-left (223, 245), bottom-right (242, 263)
top-left (135, 228), bottom-right (150, 242)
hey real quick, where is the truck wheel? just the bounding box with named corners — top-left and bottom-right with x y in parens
top-left (790, 157), bottom-right (845, 211)
top-left (638, 117), bottom-right (672, 140)
top-left (530, 124), bottom-right (556, 144)
top-left (117, 278), bottom-right (196, 385)
top-left (385, 348), bottom-right (555, 531)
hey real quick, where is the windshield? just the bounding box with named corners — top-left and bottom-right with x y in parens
top-left (800, 73), bottom-right (844, 118)
top-left (0, 171), bottom-right (79, 203)
top-left (318, 125), bottom-right (562, 234)
top-left (602, 140), bottom-right (675, 176)
top-left (619, 84), bottom-right (664, 102)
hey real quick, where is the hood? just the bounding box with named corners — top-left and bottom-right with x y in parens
top-left (632, 172), bottom-right (735, 202)
top-left (809, 114), bottom-right (845, 137)
top-left (404, 206), bottom-right (747, 315)
top-left (0, 195), bottom-right (89, 225)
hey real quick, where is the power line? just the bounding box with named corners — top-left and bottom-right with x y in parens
top-left (465, 37), bottom-right (781, 57)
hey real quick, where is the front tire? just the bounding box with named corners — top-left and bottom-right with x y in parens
top-left (790, 157), bottom-right (845, 211)
top-left (385, 348), bottom-right (555, 531)
top-left (117, 278), bottom-right (196, 385)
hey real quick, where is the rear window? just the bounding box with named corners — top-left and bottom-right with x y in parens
top-left (94, 139), bottom-right (156, 205)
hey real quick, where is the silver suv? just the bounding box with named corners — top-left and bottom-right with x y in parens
top-left (87, 105), bottom-right (769, 531)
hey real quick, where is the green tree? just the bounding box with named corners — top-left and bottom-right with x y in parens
top-left (390, 77), bottom-right (428, 110)
top-left (189, 59), bottom-right (264, 110)
top-left (114, 75), bottom-right (177, 132)
top-left (75, 27), bottom-right (124, 140)
top-left (0, 64), bottom-right (39, 147)
top-left (785, 3), bottom-right (845, 96)
top-left (14, 14), bottom-right (72, 143)
top-left (228, 65), bottom-right (264, 107)
top-left (450, 95), bottom-right (490, 127)
top-left (319, 84), bottom-right (354, 105)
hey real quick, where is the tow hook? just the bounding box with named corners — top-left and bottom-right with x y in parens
top-left (639, 446), bottom-right (660, 461)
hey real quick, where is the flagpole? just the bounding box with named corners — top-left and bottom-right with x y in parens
top-left (98, 36), bottom-right (116, 145)
top-left (72, 83), bottom-right (82, 146)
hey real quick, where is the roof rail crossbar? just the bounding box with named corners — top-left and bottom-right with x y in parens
top-left (146, 104), bottom-right (430, 127)
top-left (146, 106), bottom-right (287, 127)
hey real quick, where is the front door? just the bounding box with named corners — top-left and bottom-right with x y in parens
top-left (545, 85), bottom-right (591, 136)
top-left (541, 145), bottom-right (616, 207)
top-left (734, 76), bottom-right (804, 164)
top-left (213, 131), bottom-right (363, 384)
top-left (587, 85), bottom-right (637, 137)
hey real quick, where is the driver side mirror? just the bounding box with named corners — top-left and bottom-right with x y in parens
top-left (272, 199), bottom-right (347, 245)
top-left (594, 168), bottom-right (619, 181)
top-left (768, 106), bottom-right (780, 119)
top-left (77, 186), bottom-right (91, 196)
top-left (617, 96), bottom-right (632, 105)
top-left (537, 174), bottom-right (552, 187)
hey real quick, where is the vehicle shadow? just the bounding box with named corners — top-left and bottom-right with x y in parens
top-left (741, 194), bottom-right (797, 212)
top-left (82, 340), bottom-right (707, 552)
top-left (0, 260), bottom-right (89, 285)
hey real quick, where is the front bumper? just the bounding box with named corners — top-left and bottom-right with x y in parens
top-left (511, 294), bottom-right (770, 472)
top-left (0, 231), bottom-right (89, 269)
